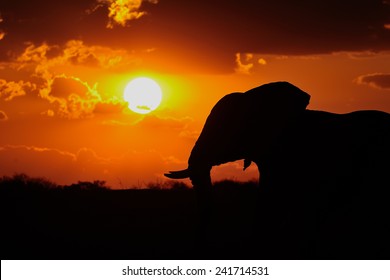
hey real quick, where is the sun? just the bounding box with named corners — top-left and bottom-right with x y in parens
top-left (123, 77), bottom-right (162, 114)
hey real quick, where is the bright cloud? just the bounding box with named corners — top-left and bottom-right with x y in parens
top-left (258, 58), bottom-right (267, 65)
top-left (0, 79), bottom-right (36, 101)
top-left (235, 53), bottom-right (254, 75)
top-left (2, 40), bottom-right (137, 118)
top-left (235, 53), bottom-right (267, 74)
top-left (96, 0), bottom-right (159, 29)
top-left (39, 75), bottom-right (102, 119)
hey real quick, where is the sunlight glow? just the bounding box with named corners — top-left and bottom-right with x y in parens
top-left (123, 77), bottom-right (162, 114)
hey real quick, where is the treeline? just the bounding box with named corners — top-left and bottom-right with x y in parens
top-left (0, 173), bottom-right (258, 191)
top-left (0, 173), bottom-right (110, 191)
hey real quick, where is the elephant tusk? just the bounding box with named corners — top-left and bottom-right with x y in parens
top-left (164, 169), bottom-right (191, 179)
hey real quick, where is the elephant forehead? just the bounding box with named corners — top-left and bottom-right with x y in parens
top-left (245, 81), bottom-right (311, 109)
top-left (211, 92), bottom-right (244, 111)
top-left (245, 81), bottom-right (303, 95)
top-left (205, 93), bottom-right (245, 122)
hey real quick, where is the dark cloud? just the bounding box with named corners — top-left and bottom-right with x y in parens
top-left (0, 0), bottom-right (91, 59)
top-left (50, 76), bottom-right (91, 99)
top-left (1, 0), bottom-right (389, 72)
top-left (150, 1), bottom-right (390, 52)
top-left (355, 73), bottom-right (390, 90)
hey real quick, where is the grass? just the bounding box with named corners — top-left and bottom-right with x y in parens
top-left (1, 173), bottom-right (388, 260)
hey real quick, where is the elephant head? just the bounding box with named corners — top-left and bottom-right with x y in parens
top-left (165, 81), bottom-right (311, 190)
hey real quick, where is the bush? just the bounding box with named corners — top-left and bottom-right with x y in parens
top-left (0, 173), bottom-right (57, 191)
top-left (63, 180), bottom-right (109, 191)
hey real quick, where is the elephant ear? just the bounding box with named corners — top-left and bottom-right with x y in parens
top-left (241, 81), bottom-right (311, 154)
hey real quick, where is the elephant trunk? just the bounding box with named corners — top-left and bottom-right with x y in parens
top-left (186, 146), bottom-right (214, 225)
top-left (164, 139), bottom-right (215, 220)
top-left (187, 140), bottom-right (212, 186)
top-left (165, 134), bottom-right (215, 190)
top-left (164, 144), bottom-right (213, 224)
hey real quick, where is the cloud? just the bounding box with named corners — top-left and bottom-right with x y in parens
top-left (355, 73), bottom-right (390, 90)
top-left (1, 0), bottom-right (389, 74)
top-left (31, 73), bottom-right (103, 119)
top-left (257, 58), bottom-right (267, 65)
top-left (0, 79), bottom-right (35, 101)
top-left (62, 40), bottom-right (140, 69)
top-left (0, 110), bottom-right (8, 121)
top-left (235, 53), bottom-right (267, 74)
top-left (1, 40), bottom-right (135, 119)
top-left (93, 100), bottom-right (126, 114)
top-left (2, 1), bottom-right (390, 59)
top-left (127, 0), bottom-right (390, 69)
top-left (235, 53), bottom-right (254, 75)
top-left (41, 109), bottom-right (55, 117)
top-left (0, 13), bottom-right (4, 40)
top-left (0, 144), bottom-right (111, 178)
top-left (16, 40), bottom-right (138, 72)
top-left (0, 145), bottom-right (100, 185)
top-left (94, 0), bottom-right (159, 28)
top-left (136, 115), bottom-right (193, 130)
top-left (342, 51), bottom-right (387, 59)
top-left (0, 145), bottom-right (77, 161)
top-left (76, 147), bottom-right (110, 165)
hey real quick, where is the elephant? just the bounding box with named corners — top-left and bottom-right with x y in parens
top-left (166, 81), bottom-right (389, 195)
top-left (164, 81), bottom-right (390, 257)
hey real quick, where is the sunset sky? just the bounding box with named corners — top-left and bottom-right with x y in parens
top-left (1, 0), bottom-right (390, 188)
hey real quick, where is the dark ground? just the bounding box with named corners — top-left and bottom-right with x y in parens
top-left (1, 175), bottom-right (389, 260)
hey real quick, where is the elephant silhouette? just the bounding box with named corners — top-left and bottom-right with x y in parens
top-left (165, 81), bottom-right (390, 257)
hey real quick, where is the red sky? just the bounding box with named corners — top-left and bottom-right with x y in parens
top-left (1, 0), bottom-right (390, 188)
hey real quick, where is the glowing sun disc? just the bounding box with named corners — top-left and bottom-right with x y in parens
top-left (123, 77), bottom-right (162, 114)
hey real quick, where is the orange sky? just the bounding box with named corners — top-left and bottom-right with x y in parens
top-left (1, 0), bottom-right (390, 188)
